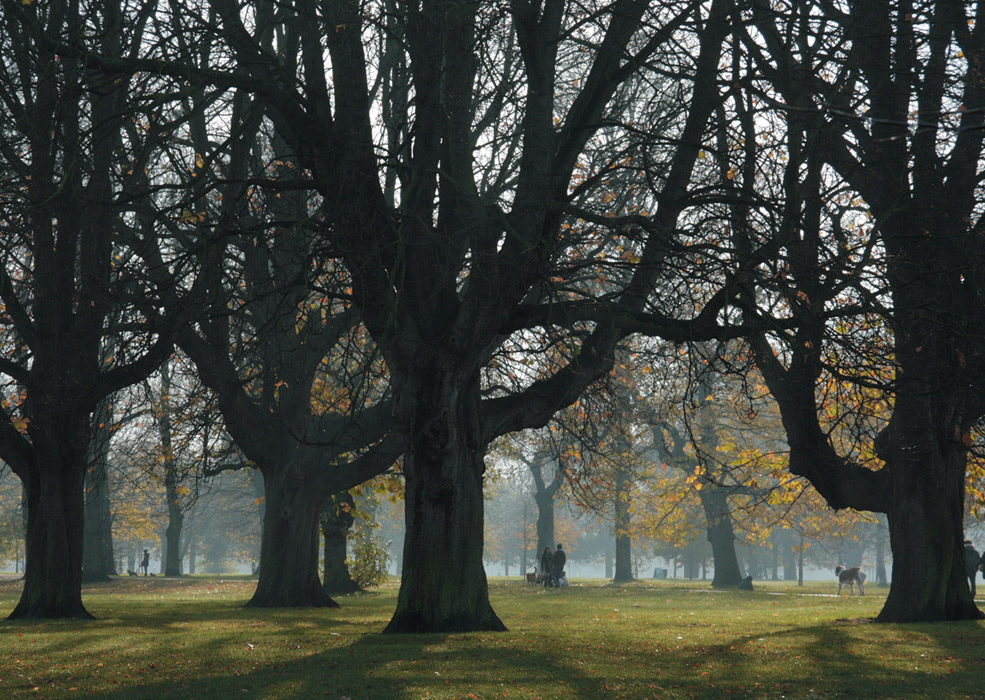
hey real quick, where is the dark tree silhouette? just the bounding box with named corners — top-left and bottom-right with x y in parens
top-left (732, 0), bottom-right (985, 621)
top-left (0, 0), bottom-right (190, 618)
top-left (197, 0), bottom-right (738, 632)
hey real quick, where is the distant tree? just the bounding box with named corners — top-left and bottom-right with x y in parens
top-left (82, 399), bottom-right (117, 583)
top-left (320, 492), bottom-right (358, 595)
top-left (482, 469), bottom-right (537, 577)
top-left (0, 468), bottom-right (25, 571)
top-left (171, 139), bottom-right (402, 606)
top-left (556, 362), bottom-right (659, 584)
top-left (495, 429), bottom-right (568, 561)
top-left (141, 354), bottom-right (224, 577)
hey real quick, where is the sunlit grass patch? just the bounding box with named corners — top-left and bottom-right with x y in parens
top-left (1, 575), bottom-right (983, 699)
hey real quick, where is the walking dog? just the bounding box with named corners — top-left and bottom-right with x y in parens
top-left (834, 565), bottom-right (866, 596)
top-left (526, 567), bottom-right (538, 584)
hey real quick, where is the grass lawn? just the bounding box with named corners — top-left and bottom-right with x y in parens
top-left (1, 575), bottom-right (984, 699)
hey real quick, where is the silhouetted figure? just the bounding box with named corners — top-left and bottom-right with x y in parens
top-left (141, 549), bottom-right (150, 577)
top-left (540, 546), bottom-right (554, 587)
top-left (738, 575), bottom-right (753, 591)
top-left (964, 540), bottom-right (981, 596)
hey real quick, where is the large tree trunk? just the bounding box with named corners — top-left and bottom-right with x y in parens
top-left (527, 458), bottom-right (561, 560)
top-left (878, 440), bottom-right (980, 622)
top-left (702, 488), bottom-right (742, 588)
top-left (782, 545), bottom-right (796, 582)
top-left (321, 493), bottom-right (359, 595)
top-left (247, 465), bottom-right (337, 608)
top-left (612, 467), bottom-right (634, 583)
top-left (384, 374), bottom-right (504, 633)
top-left (163, 496), bottom-right (184, 577)
top-left (82, 404), bottom-right (116, 583)
top-left (158, 360), bottom-right (184, 577)
top-left (11, 421), bottom-right (93, 619)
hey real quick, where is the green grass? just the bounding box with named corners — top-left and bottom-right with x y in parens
top-left (1, 576), bottom-right (984, 699)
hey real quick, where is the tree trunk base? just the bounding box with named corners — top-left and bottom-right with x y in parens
top-left (323, 580), bottom-right (361, 596)
top-left (9, 600), bottom-right (95, 620)
top-left (245, 587), bottom-right (339, 609)
top-left (875, 600), bottom-right (983, 623)
top-left (383, 608), bottom-right (506, 634)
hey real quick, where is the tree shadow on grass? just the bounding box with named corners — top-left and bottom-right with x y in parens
top-left (37, 630), bottom-right (623, 700)
top-left (20, 618), bottom-right (985, 700)
top-left (676, 619), bottom-right (985, 699)
top-left (6, 579), bottom-right (985, 699)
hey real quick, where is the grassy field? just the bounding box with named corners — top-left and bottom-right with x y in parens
top-left (1, 575), bottom-right (984, 700)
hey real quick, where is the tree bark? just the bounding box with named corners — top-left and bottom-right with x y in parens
top-left (702, 488), bottom-right (742, 588)
top-left (321, 493), bottom-right (359, 595)
top-left (612, 467), bottom-right (634, 583)
top-left (82, 458), bottom-right (116, 583)
top-left (877, 433), bottom-right (979, 621)
top-left (384, 374), bottom-right (504, 633)
top-left (247, 465), bottom-right (337, 608)
top-left (533, 488), bottom-right (557, 560)
top-left (11, 418), bottom-right (93, 619)
top-left (163, 496), bottom-right (184, 577)
top-left (157, 360), bottom-right (184, 577)
top-left (82, 403), bottom-right (116, 583)
top-left (782, 540), bottom-right (796, 582)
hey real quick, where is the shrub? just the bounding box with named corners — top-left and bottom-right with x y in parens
top-left (346, 521), bottom-right (391, 588)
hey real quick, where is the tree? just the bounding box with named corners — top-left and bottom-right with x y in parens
top-left (129, 41), bottom-right (407, 604)
top-left (172, 154), bottom-right (402, 606)
top-left (555, 362), bottom-right (659, 584)
top-left (25, 0), bottom-right (771, 631)
top-left (731, 0), bottom-right (985, 621)
top-left (496, 429), bottom-right (568, 561)
top-left (321, 492), bottom-right (359, 595)
top-left (0, 0), bottom-right (199, 618)
top-left (140, 353), bottom-right (226, 577)
top-left (199, 0), bottom-right (736, 632)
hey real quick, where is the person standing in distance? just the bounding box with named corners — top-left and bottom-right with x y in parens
top-left (540, 546), bottom-right (554, 587)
